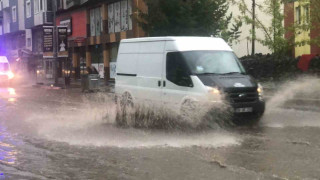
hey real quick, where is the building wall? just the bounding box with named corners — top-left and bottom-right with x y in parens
top-left (285, 0), bottom-right (320, 57)
top-left (310, 0), bottom-right (320, 55)
top-left (18, 0), bottom-right (25, 31)
top-left (229, 0), bottom-right (272, 57)
top-left (284, 2), bottom-right (295, 57)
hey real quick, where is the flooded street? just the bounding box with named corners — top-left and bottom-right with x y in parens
top-left (0, 86), bottom-right (320, 179)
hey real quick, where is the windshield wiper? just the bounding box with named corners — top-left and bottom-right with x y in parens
top-left (220, 72), bottom-right (244, 75)
top-left (194, 73), bottom-right (219, 75)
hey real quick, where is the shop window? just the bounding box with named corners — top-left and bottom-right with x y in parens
top-left (110, 43), bottom-right (119, 62)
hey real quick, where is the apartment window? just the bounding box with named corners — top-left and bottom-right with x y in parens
top-left (26, 0), bottom-right (31, 18)
top-left (296, 6), bottom-right (301, 24)
top-left (34, 0), bottom-right (39, 13)
top-left (47, 0), bottom-right (53, 11)
top-left (40, 0), bottom-right (43, 11)
top-left (12, 6), bottom-right (17, 23)
top-left (90, 7), bottom-right (102, 36)
top-left (304, 5), bottom-right (310, 23)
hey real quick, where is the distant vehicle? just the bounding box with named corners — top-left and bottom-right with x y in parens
top-left (0, 56), bottom-right (14, 86)
top-left (115, 37), bottom-right (265, 124)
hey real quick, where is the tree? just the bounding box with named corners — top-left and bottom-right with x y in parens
top-left (138, 0), bottom-right (242, 45)
top-left (230, 0), bottom-right (290, 55)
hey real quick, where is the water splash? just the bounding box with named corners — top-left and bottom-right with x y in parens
top-left (266, 76), bottom-right (320, 110)
top-left (22, 93), bottom-right (239, 148)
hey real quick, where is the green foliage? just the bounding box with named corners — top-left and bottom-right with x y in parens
top-left (139, 0), bottom-right (242, 44)
top-left (240, 54), bottom-right (301, 81)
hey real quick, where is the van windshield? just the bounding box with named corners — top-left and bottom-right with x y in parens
top-left (0, 63), bottom-right (9, 72)
top-left (173, 51), bottom-right (246, 75)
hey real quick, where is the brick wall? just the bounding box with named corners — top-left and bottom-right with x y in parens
top-left (56, 10), bottom-right (87, 38)
top-left (284, 2), bottom-right (295, 57)
top-left (310, 0), bottom-right (320, 55)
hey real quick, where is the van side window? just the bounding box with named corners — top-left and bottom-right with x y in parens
top-left (166, 52), bottom-right (193, 87)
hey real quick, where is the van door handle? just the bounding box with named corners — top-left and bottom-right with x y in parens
top-left (158, 81), bottom-right (161, 87)
top-left (163, 81), bottom-right (166, 87)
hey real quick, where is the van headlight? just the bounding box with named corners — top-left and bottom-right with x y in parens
top-left (207, 86), bottom-right (220, 94)
top-left (7, 71), bottom-right (14, 80)
top-left (257, 83), bottom-right (264, 100)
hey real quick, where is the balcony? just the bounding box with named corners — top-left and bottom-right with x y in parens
top-left (66, 0), bottom-right (81, 9)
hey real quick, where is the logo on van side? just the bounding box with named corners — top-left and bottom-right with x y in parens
top-left (234, 83), bottom-right (245, 87)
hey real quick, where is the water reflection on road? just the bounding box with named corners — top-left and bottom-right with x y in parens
top-left (0, 86), bottom-right (320, 179)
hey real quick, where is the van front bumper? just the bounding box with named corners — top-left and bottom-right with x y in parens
top-left (230, 100), bottom-right (265, 117)
top-left (207, 99), bottom-right (265, 116)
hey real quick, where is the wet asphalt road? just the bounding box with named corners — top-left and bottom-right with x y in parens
top-left (0, 86), bottom-right (320, 180)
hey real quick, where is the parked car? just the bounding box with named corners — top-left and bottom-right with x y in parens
top-left (0, 56), bottom-right (14, 86)
top-left (115, 37), bottom-right (265, 125)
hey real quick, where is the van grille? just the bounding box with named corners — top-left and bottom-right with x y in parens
top-left (225, 88), bottom-right (258, 104)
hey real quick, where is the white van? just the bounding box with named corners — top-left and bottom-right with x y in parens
top-left (115, 37), bottom-right (265, 123)
top-left (0, 56), bottom-right (14, 85)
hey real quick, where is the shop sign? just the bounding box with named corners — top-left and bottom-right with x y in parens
top-left (43, 26), bottom-right (54, 58)
top-left (57, 26), bottom-right (68, 57)
top-left (92, 63), bottom-right (104, 78)
top-left (60, 17), bottom-right (72, 35)
top-left (74, 37), bottom-right (86, 43)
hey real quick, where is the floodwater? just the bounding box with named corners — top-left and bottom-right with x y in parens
top-left (0, 77), bottom-right (319, 179)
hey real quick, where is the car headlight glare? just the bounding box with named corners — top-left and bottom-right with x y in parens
top-left (257, 83), bottom-right (264, 99)
top-left (207, 87), bottom-right (220, 94)
top-left (7, 71), bottom-right (14, 79)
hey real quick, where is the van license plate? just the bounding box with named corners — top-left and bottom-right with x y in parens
top-left (235, 107), bottom-right (253, 113)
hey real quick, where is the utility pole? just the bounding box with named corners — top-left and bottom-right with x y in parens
top-left (252, 0), bottom-right (256, 56)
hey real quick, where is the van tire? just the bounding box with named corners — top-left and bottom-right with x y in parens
top-left (180, 100), bottom-right (197, 123)
top-left (116, 92), bottom-right (134, 127)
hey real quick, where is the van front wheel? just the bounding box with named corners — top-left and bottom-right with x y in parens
top-left (180, 100), bottom-right (198, 124)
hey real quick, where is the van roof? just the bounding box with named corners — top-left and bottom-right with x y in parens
top-left (121, 36), bottom-right (223, 43)
top-left (120, 37), bottom-right (232, 52)
top-left (0, 56), bottom-right (9, 63)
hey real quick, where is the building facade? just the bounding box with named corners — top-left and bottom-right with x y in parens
top-left (0, 0), bottom-right (26, 62)
top-left (284, 0), bottom-right (320, 57)
top-left (56, 0), bottom-right (146, 82)
top-left (0, 0), bottom-right (55, 83)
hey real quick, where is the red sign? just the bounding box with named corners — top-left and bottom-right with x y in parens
top-left (74, 37), bottom-right (86, 43)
